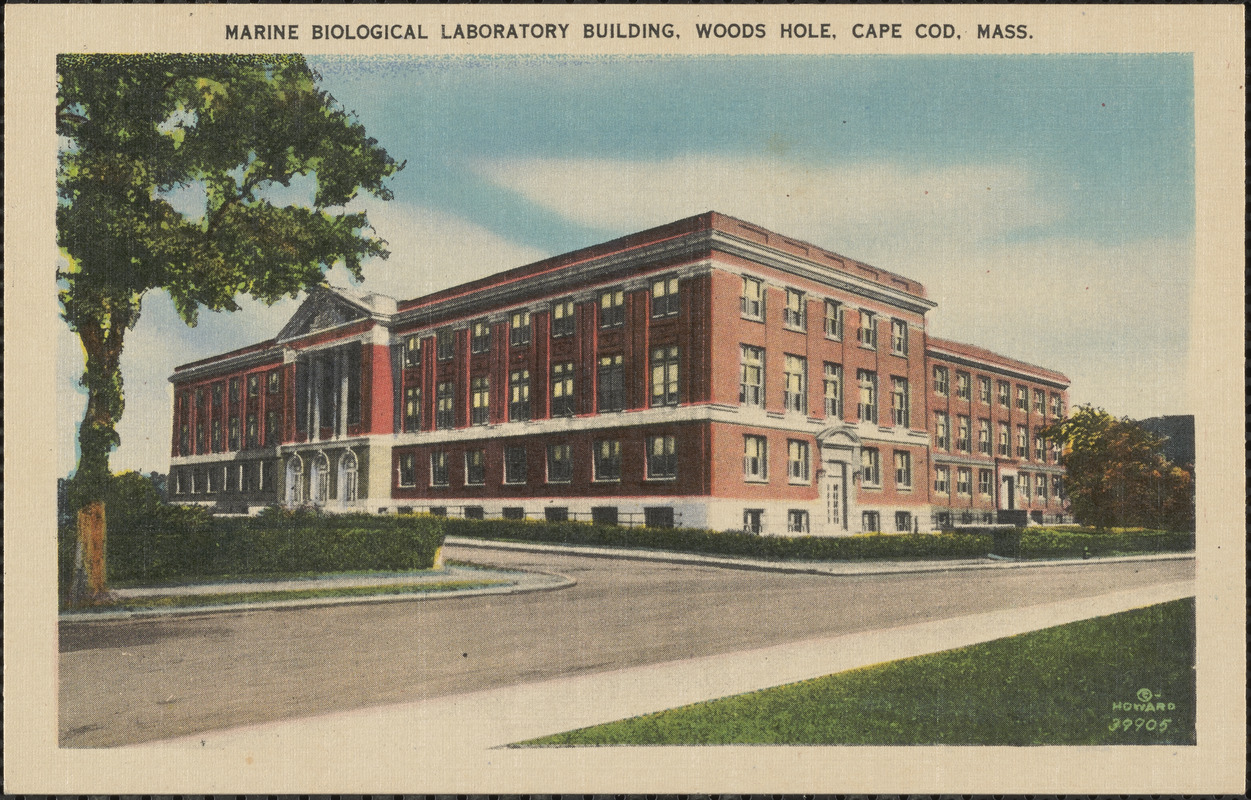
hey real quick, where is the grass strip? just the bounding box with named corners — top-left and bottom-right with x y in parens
top-left (520, 598), bottom-right (1195, 747)
top-left (70, 579), bottom-right (512, 612)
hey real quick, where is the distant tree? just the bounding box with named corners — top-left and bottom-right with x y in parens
top-left (57, 54), bottom-right (402, 605)
top-left (1042, 405), bottom-right (1194, 532)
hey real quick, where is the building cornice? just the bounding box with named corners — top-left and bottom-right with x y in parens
top-left (926, 346), bottom-right (1069, 389)
top-left (170, 347), bottom-right (284, 384)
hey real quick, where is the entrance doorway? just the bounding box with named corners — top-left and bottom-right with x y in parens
top-left (823, 467), bottom-right (847, 532)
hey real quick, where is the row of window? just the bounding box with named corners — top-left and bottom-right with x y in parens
top-left (930, 465), bottom-right (1063, 502)
top-left (741, 508), bottom-right (918, 535)
top-left (172, 461), bottom-right (276, 495)
top-left (742, 436), bottom-right (814, 483)
top-left (400, 348), bottom-right (680, 432)
top-left (932, 413), bottom-right (1060, 462)
top-left (741, 277), bottom-right (910, 356)
top-left (932, 365), bottom-right (1065, 417)
top-left (397, 434), bottom-right (681, 488)
top-left (402, 275), bottom-right (683, 368)
top-left (177, 370), bottom-right (283, 455)
top-left (740, 347), bottom-right (911, 426)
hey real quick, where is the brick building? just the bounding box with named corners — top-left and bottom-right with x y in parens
top-left (168, 212), bottom-right (1070, 534)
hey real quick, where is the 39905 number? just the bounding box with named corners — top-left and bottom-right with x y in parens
top-left (1108, 717), bottom-right (1171, 732)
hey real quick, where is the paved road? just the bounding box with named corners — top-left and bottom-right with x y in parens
top-left (59, 548), bottom-right (1194, 747)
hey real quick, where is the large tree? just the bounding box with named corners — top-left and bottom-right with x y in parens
top-left (57, 54), bottom-right (402, 604)
top-left (1041, 405), bottom-right (1194, 532)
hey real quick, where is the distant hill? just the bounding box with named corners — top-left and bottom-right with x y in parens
top-left (1139, 415), bottom-right (1195, 468)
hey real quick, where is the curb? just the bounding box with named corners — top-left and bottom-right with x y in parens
top-left (444, 536), bottom-right (1196, 578)
top-left (58, 569), bottom-right (577, 623)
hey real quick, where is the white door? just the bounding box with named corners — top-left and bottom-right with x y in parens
top-left (824, 469), bottom-right (846, 531)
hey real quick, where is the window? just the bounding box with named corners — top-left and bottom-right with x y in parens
top-left (933, 366), bottom-right (949, 397)
top-left (890, 319), bottom-right (908, 355)
top-left (509, 370), bottom-right (531, 421)
top-left (978, 419), bottom-right (991, 455)
top-left (245, 413), bottom-right (258, 449)
top-left (430, 452), bottom-right (449, 487)
top-left (1017, 425), bottom-right (1028, 457)
top-left (825, 300), bottom-right (844, 339)
top-left (551, 361), bottom-right (575, 417)
top-left (248, 375), bottom-right (260, 397)
top-left (1052, 439), bottom-right (1062, 463)
top-left (957, 467), bottom-right (972, 496)
top-left (470, 319), bottom-right (491, 353)
top-left (464, 506), bottom-right (485, 520)
top-left (783, 355), bottom-right (807, 414)
top-left (787, 510), bottom-right (810, 534)
top-left (978, 376), bottom-right (991, 404)
top-left (743, 435), bottom-right (768, 481)
top-left (997, 380), bottom-right (1010, 407)
top-left (895, 511), bottom-right (913, 533)
top-left (894, 450), bottom-right (912, 488)
top-left (404, 335), bottom-right (422, 368)
top-left (597, 355), bottom-right (625, 412)
top-left (404, 386), bottom-right (422, 432)
top-left (957, 415), bottom-right (971, 452)
top-left (645, 507), bottom-right (676, 529)
top-left (998, 422), bottom-right (1010, 456)
top-left (1018, 472), bottom-right (1031, 501)
top-left (1016, 385), bottom-right (1028, 412)
top-left (1053, 475), bottom-right (1064, 500)
top-left (978, 469), bottom-right (993, 496)
top-left (436, 329), bottom-right (454, 361)
top-left (857, 310), bottom-right (877, 348)
top-left (268, 371), bottom-right (281, 395)
top-left (861, 511), bottom-right (881, 533)
top-left (504, 446), bottom-right (528, 484)
top-left (647, 435), bottom-right (677, 479)
top-left (470, 376), bottom-right (490, 425)
top-left (861, 447), bottom-right (881, 487)
top-left (741, 277), bottom-right (764, 320)
top-left (180, 423), bottom-right (191, 457)
top-left (891, 377), bottom-right (909, 427)
top-left (1050, 393), bottom-right (1063, 418)
top-left (212, 383), bottom-right (224, 413)
top-left (593, 440), bottom-right (622, 481)
top-left (740, 346), bottom-right (765, 407)
top-left (509, 310), bottom-right (532, 347)
top-left (547, 443), bottom-right (572, 483)
top-left (211, 419), bottom-right (222, 452)
top-left (934, 465), bottom-right (950, 494)
top-left (788, 440), bottom-right (811, 483)
top-left (1034, 432), bottom-right (1046, 461)
top-left (502, 507), bottom-right (526, 521)
top-left (265, 410), bottom-right (280, 447)
top-left (591, 506), bottom-right (619, 526)
top-left (934, 412), bottom-right (950, 450)
top-left (857, 369), bottom-right (878, 423)
top-left (956, 371), bottom-right (971, 401)
top-left (228, 418), bottom-right (240, 451)
top-left (229, 377), bottom-right (240, 404)
top-left (544, 507), bottom-right (569, 523)
top-left (435, 382), bottom-right (454, 429)
top-left (651, 345), bottom-right (680, 407)
top-left (397, 453), bottom-right (417, 487)
top-left (783, 288), bottom-right (806, 330)
top-left (551, 299), bottom-right (575, 338)
top-left (599, 288), bottom-right (625, 328)
top-left (651, 274), bottom-right (680, 317)
top-left (824, 363), bottom-right (843, 418)
top-left (743, 509), bottom-right (764, 534)
top-left (1036, 474), bottom-right (1048, 501)
top-left (465, 450), bottom-right (485, 485)
top-left (1033, 389), bottom-right (1045, 414)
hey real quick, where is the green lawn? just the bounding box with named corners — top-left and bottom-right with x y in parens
top-left (521, 598), bottom-right (1195, 747)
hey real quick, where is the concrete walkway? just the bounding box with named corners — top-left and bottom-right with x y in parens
top-left (447, 534), bottom-right (1195, 576)
top-left (132, 577), bottom-right (1196, 793)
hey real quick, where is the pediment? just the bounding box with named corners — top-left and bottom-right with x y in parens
top-left (277, 287), bottom-right (371, 341)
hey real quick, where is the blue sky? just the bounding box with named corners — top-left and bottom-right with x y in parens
top-left (58, 53), bottom-right (1195, 476)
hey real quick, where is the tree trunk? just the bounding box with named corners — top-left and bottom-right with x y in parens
top-left (69, 501), bottom-right (109, 605)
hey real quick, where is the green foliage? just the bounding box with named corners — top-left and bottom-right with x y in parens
top-left (445, 518), bottom-right (1193, 562)
top-left (1042, 405), bottom-right (1195, 531)
top-left (57, 53), bottom-right (402, 509)
top-left (61, 504), bottom-right (444, 586)
top-left (524, 598), bottom-right (1196, 746)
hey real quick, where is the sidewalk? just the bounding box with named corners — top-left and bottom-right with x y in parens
top-left (446, 534), bottom-right (1195, 576)
top-left (133, 577), bottom-right (1197, 793)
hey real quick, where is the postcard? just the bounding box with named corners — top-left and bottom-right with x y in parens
top-left (4, 4), bottom-right (1244, 794)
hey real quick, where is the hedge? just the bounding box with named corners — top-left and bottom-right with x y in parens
top-left (60, 507), bottom-right (445, 586)
top-left (442, 518), bottom-right (1194, 563)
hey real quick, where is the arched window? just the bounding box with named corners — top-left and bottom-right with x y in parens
top-left (339, 450), bottom-right (359, 506)
top-left (311, 451), bottom-right (330, 505)
top-left (285, 455), bottom-right (304, 506)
